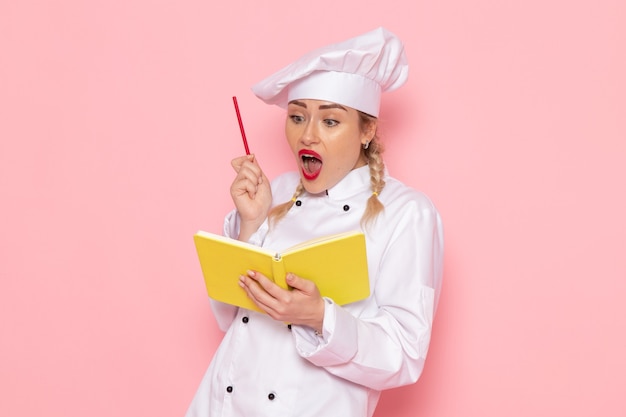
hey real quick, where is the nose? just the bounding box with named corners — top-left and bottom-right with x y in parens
top-left (300, 120), bottom-right (319, 146)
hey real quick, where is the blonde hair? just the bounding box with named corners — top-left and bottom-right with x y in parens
top-left (268, 111), bottom-right (386, 229)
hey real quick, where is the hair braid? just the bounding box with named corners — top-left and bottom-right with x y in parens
top-left (361, 133), bottom-right (386, 228)
top-left (268, 181), bottom-right (305, 228)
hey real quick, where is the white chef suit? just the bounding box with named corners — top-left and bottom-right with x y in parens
top-left (186, 164), bottom-right (444, 417)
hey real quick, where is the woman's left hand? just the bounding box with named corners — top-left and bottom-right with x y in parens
top-left (239, 270), bottom-right (325, 333)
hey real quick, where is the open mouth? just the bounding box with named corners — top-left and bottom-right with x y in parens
top-left (299, 150), bottom-right (322, 180)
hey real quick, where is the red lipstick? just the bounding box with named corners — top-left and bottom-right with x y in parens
top-left (299, 149), bottom-right (322, 181)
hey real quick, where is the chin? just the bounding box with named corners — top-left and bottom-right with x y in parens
top-left (301, 178), bottom-right (327, 195)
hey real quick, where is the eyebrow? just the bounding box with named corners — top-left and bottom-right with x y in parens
top-left (289, 100), bottom-right (348, 112)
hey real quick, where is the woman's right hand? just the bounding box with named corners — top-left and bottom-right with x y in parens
top-left (230, 154), bottom-right (272, 241)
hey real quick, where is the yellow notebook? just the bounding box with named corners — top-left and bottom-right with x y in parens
top-left (193, 230), bottom-right (370, 313)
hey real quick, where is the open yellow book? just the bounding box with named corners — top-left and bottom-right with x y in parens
top-left (193, 230), bottom-right (370, 313)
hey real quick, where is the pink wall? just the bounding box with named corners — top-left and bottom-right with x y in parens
top-left (1, 0), bottom-right (625, 415)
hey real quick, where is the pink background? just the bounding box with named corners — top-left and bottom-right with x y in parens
top-left (1, 0), bottom-right (625, 416)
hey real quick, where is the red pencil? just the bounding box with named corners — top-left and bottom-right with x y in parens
top-left (232, 96), bottom-right (250, 155)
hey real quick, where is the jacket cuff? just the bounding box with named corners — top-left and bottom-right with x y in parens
top-left (293, 299), bottom-right (358, 366)
top-left (223, 208), bottom-right (268, 246)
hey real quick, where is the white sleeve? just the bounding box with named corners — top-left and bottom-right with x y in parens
top-left (222, 208), bottom-right (269, 246)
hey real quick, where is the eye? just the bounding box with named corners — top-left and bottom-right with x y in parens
top-left (289, 114), bottom-right (305, 124)
top-left (323, 119), bottom-right (339, 127)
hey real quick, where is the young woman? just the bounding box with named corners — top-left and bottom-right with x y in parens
top-left (186, 27), bottom-right (444, 417)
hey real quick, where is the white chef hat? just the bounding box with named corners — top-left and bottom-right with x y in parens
top-left (251, 27), bottom-right (408, 118)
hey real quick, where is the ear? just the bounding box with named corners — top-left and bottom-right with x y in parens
top-left (361, 119), bottom-right (378, 145)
